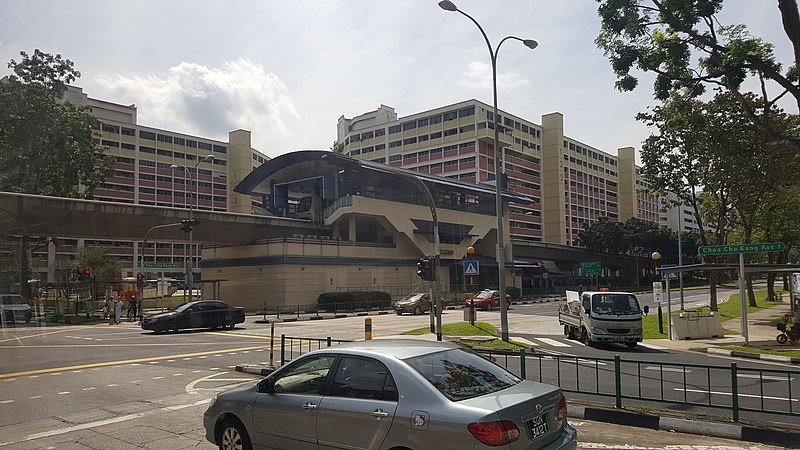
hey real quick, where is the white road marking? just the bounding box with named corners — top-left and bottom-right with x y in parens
top-left (536, 337), bottom-right (571, 347)
top-left (173, 373), bottom-right (183, 376)
top-left (57, 392), bottom-right (70, 395)
top-left (639, 342), bottom-right (666, 350)
top-left (645, 366), bottom-right (690, 373)
top-left (107, 384), bottom-right (117, 387)
top-left (81, 387), bottom-right (96, 391)
top-left (29, 396), bottom-right (41, 399)
top-left (737, 373), bottom-right (794, 381)
top-left (152, 376), bottom-right (164, 380)
top-left (675, 387), bottom-right (798, 402)
top-left (0, 400), bottom-right (13, 404)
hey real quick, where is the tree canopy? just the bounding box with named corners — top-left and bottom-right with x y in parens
top-left (0, 49), bottom-right (112, 198)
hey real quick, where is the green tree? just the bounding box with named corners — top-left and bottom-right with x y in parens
top-left (72, 247), bottom-right (121, 284)
top-left (331, 140), bottom-right (345, 154)
top-left (595, 0), bottom-right (800, 147)
top-left (0, 49), bottom-right (113, 196)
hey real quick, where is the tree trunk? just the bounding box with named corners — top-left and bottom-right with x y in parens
top-left (746, 275), bottom-right (757, 308)
top-left (709, 271), bottom-right (718, 311)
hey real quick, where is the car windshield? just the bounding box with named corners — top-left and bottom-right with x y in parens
top-left (403, 294), bottom-right (424, 302)
top-left (404, 348), bottom-right (521, 401)
top-left (1, 296), bottom-right (26, 305)
top-left (591, 294), bottom-right (640, 315)
top-left (173, 302), bottom-right (197, 313)
top-left (474, 291), bottom-right (494, 299)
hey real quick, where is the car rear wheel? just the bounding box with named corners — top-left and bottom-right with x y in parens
top-left (169, 320), bottom-right (179, 333)
top-left (225, 318), bottom-right (235, 330)
top-left (218, 418), bottom-right (251, 450)
top-left (413, 306), bottom-right (421, 315)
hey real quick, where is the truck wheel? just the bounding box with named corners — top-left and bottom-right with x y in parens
top-left (565, 325), bottom-right (576, 340)
top-left (581, 328), bottom-right (593, 346)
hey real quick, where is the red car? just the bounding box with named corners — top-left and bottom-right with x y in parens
top-left (463, 289), bottom-right (512, 310)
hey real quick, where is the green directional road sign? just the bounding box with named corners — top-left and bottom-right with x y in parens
top-left (580, 261), bottom-right (601, 276)
top-left (698, 242), bottom-right (785, 256)
top-left (144, 263), bottom-right (183, 269)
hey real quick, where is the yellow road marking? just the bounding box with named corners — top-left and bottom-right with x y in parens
top-left (0, 342), bottom-right (262, 349)
top-left (0, 327), bottom-right (83, 343)
top-left (205, 331), bottom-right (273, 340)
top-left (0, 345), bottom-right (267, 379)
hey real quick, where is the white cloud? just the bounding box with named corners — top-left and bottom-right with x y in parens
top-left (456, 61), bottom-right (531, 92)
top-left (91, 60), bottom-right (298, 151)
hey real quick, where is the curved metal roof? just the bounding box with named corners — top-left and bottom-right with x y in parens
top-left (234, 150), bottom-right (535, 204)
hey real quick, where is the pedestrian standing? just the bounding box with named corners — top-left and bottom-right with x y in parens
top-left (114, 297), bottom-right (123, 325)
top-left (108, 297), bottom-right (116, 325)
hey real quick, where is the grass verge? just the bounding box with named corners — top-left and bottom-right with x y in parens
top-left (401, 321), bottom-right (530, 350)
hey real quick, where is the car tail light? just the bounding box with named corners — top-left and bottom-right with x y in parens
top-left (556, 395), bottom-right (567, 421)
top-left (467, 421), bottom-right (520, 446)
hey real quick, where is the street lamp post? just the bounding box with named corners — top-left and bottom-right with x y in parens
top-left (171, 154), bottom-right (214, 301)
top-left (140, 222), bottom-right (184, 321)
top-left (439, 0), bottom-right (537, 341)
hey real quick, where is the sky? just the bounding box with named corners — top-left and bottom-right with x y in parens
top-left (0, 1), bottom-right (794, 163)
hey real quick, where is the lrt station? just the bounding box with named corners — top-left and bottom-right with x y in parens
top-left (1, 87), bottom-right (666, 312)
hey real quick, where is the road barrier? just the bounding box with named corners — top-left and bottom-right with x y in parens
top-left (275, 335), bottom-right (800, 423)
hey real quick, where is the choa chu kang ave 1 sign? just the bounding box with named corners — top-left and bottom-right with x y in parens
top-left (698, 242), bottom-right (785, 256)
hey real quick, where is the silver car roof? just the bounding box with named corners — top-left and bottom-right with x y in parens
top-left (311, 339), bottom-right (461, 360)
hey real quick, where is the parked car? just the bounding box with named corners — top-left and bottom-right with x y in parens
top-left (203, 339), bottom-right (577, 450)
top-left (0, 294), bottom-right (32, 325)
top-left (464, 289), bottom-right (512, 310)
top-left (393, 293), bottom-right (432, 315)
top-left (141, 300), bottom-right (244, 333)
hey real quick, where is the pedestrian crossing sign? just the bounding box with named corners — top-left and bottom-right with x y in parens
top-left (464, 260), bottom-right (479, 275)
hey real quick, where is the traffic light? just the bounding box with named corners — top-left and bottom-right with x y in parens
top-left (83, 268), bottom-right (92, 280)
top-left (181, 218), bottom-right (200, 232)
top-left (416, 256), bottom-right (435, 281)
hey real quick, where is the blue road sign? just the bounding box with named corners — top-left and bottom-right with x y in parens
top-left (660, 263), bottom-right (678, 280)
top-left (464, 260), bottom-right (479, 276)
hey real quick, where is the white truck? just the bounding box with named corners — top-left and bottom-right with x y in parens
top-left (558, 290), bottom-right (648, 348)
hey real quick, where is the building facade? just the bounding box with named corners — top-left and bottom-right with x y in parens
top-left (24, 86), bottom-right (269, 283)
top-left (337, 100), bottom-right (661, 246)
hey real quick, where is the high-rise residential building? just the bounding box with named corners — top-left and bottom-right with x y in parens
top-left (337, 100), bottom-right (660, 246)
top-left (19, 86), bottom-right (269, 282)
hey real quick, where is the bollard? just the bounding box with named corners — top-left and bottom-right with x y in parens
top-left (267, 321), bottom-right (275, 368)
top-left (365, 317), bottom-right (372, 340)
top-left (657, 304), bottom-right (664, 334)
top-left (263, 300), bottom-right (267, 322)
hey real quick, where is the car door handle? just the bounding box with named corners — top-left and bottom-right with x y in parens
top-left (301, 402), bottom-right (317, 411)
top-left (370, 409), bottom-right (389, 418)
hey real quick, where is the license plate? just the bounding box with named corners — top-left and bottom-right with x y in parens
top-left (527, 414), bottom-right (549, 438)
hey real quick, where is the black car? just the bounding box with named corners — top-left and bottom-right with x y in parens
top-left (141, 300), bottom-right (245, 333)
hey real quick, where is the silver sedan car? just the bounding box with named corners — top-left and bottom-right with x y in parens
top-left (204, 339), bottom-right (577, 450)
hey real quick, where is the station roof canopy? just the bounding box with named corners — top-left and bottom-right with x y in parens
top-left (234, 150), bottom-right (535, 205)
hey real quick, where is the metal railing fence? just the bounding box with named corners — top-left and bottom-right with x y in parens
top-left (274, 336), bottom-right (800, 423)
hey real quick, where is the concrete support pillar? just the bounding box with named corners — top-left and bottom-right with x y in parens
top-left (349, 217), bottom-right (357, 242)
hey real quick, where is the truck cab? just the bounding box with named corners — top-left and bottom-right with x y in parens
top-left (559, 291), bottom-right (648, 348)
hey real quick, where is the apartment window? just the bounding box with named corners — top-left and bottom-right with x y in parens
top-left (375, 143), bottom-right (386, 151)
top-left (389, 140), bottom-right (402, 148)
top-left (102, 140), bottom-right (119, 148)
top-left (139, 146), bottom-right (155, 154)
top-left (459, 124), bottom-right (475, 133)
top-left (187, 139), bottom-right (198, 148)
top-left (458, 106), bottom-right (475, 118)
top-left (417, 118), bottom-right (429, 127)
top-left (139, 131), bottom-right (156, 140)
top-left (139, 159), bottom-right (155, 167)
top-left (198, 142), bottom-right (213, 151)
top-left (429, 115), bottom-right (442, 125)
top-left (102, 124), bottom-right (119, 133)
top-left (389, 154), bottom-right (403, 162)
top-left (114, 156), bottom-right (135, 164)
top-left (361, 131), bottom-right (373, 140)
top-left (213, 145), bottom-right (227, 154)
top-left (121, 127), bottom-right (136, 136)
top-left (157, 134), bottom-right (173, 143)
top-left (443, 128), bottom-right (457, 137)
top-left (402, 121), bottom-right (416, 131)
top-left (430, 131), bottom-right (442, 139)
top-left (121, 143), bottom-right (135, 150)
top-left (388, 125), bottom-right (401, 134)
top-left (372, 157), bottom-right (386, 163)
top-left (157, 150), bottom-right (173, 157)
top-left (174, 152), bottom-right (185, 159)
top-left (403, 137), bottom-right (417, 145)
top-left (443, 111), bottom-right (457, 121)
top-left (419, 134), bottom-right (429, 142)
top-left (139, 174), bottom-right (156, 181)
top-left (375, 128), bottom-right (386, 137)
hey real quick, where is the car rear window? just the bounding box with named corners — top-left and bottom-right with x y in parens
top-left (403, 348), bottom-right (521, 401)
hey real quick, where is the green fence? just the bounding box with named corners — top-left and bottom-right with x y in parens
top-left (275, 335), bottom-right (800, 424)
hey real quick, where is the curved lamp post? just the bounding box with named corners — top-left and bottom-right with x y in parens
top-left (171, 154), bottom-right (214, 301)
top-left (439, 0), bottom-right (537, 341)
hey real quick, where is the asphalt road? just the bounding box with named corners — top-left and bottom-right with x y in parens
top-left (0, 299), bottom-right (796, 448)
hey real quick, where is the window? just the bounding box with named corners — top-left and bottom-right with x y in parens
top-left (375, 128), bottom-right (386, 137)
top-left (186, 139), bottom-right (198, 148)
top-left (213, 145), bottom-right (227, 154)
top-left (102, 124), bottom-right (119, 133)
top-left (402, 121), bottom-right (416, 131)
top-left (443, 111), bottom-right (457, 121)
top-left (417, 118), bottom-right (429, 127)
top-left (443, 128), bottom-right (457, 137)
top-left (403, 137), bottom-right (417, 145)
top-left (121, 127), bottom-right (136, 136)
top-left (458, 106), bottom-right (475, 117)
top-left (388, 125), bottom-right (401, 134)
top-left (430, 131), bottom-right (442, 139)
top-left (157, 134), bottom-right (173, 143)
top-left (272, 355), bottom-right (335, 394)
top-left (102, 140), bottom-right (119, 148)
top-left (429, 114), bottom-right (442, 125)
top-left (405, 348), bottom-right (520, 402)
top-left (174, 137), bottom-right (186, 146)
top-left (121, 143), bottom-right (135, 150)
top-left (389, 140), bottom-right (402, 148)
top-left (198, 142), bottom-right (212, 151)
top-left (157, 150), bottom-right (173, 157)
top-left (329, 356), bottom-right (398, 401)
top-left (139, 131), bottom-right (156, 140)
top-left (139, 146), bottom-right (155, 154)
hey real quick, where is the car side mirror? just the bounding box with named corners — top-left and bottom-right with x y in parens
top-left (258, 377), bottom-right (276, 393)
top-left (643, 305), bottom-right (650, 316)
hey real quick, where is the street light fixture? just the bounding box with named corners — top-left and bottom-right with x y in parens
top-left (439, 0), bottom-right (537, 341)
top-left (171, 154), bottom-right (214, 301)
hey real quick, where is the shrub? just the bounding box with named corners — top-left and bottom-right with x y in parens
top-left (506, 286), bottom-right (521, 300)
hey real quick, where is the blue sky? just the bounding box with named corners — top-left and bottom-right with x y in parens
top-left (1, 1), bottom-right (794, 161)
